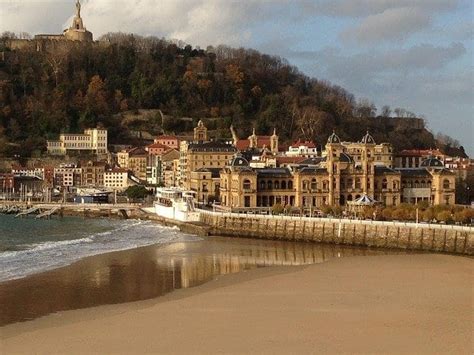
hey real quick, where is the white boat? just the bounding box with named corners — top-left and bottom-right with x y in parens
top-left (144, 188), bottom-right (200, 222)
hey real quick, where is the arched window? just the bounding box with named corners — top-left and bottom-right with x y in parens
top-left (414, 180), bottom-right (419, 188)
top-left (274, 180), bottom-right (280, 189)
top-left (260, 180), bottom-right (266, 190)
top-left (393, 181), bottom-right (398, 190)
top-left (420, 180), bottom-right (426, 187)
top-left (281, 181), bottom-right (287, 189)
top-left (311, 178), bottom-right (317, 190)
top-left (347, 194), bottom-right (353, 201)
top-left (322, 180), bottom-right (329, 190)
top-left (302, 180), bottom-right (309, 190)
top-left (382, 179), bottom-right (388, 189)
top-left (347, 178), bottom-right (353, 189)
top-left (243, 179), bottom-right (251, 190)
top-left (288, 181), bottom-right (293, 190)
top-left (267, 180), bottom-right (273, 189)
top-left (443, 179), bottom-right (450, 189)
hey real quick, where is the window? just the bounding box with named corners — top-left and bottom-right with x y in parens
top-left (347, 178), bottom-right (353, 189)
top-left (443, 179), bottom-right (450, 189)
top-left (281, 181), bottom-right (287, 189)
top-left (243, 179), bottom-right (251, 190)
top-left (322, 180), bottom-right (329, 190)
top-left (355, 178), bottom-right (361, 189)
top-left (288, 181), bottom-right (293, 190)
top-left (274, 180), bottom-right (280, 189)
top-left (302, 180), bottom-right (309, 190)
top-left (382, 179), bottom-right (388, 189)
top-left (244, 196), bottom-right (251, 207)
top-left (311, 178), bottom-right (317, 190)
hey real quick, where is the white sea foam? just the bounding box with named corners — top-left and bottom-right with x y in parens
top-left (0, 219), bottom-right (201, 282)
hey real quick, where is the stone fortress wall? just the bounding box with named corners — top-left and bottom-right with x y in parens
top-left (199, 211), bottom-right (474, 255)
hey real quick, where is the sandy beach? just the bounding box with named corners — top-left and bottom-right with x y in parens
top-left (1, 252), bottom-right (472, 354)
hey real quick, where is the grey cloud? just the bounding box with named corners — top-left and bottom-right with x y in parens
top-left (288, 43), bottom-right (466, 78)
top-left (340, 7), bottom-right (431, 43)
top-left (303, 0), bottom-right (459, 18)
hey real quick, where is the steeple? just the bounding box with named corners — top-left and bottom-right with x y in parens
top-left (248, 127), bottom-right (258, 149)
top-left (270, 128), bottom-right (278, 153)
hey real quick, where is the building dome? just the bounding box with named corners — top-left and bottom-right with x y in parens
top-left (420, 157), bottom-right (444, 168)
top-left (361, 131), bottom-right (376, 144)
top-left (229, 154), bottom-right (249, 167)
top-left (327, 131), bottom-right (341, 144)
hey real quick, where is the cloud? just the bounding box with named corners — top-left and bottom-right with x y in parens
top-left (289, 42), bottom-right (466, 79)
top-left (77, 0), bottom-right (269, 47)
top-left (304, 0), bottom-right (459, 18)
top-left (340, 7), bottom-right (431, 43)
top-left (0, 1), bottom-right (72, 35)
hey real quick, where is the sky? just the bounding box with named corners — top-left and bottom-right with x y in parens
top-left (1, 0), bottom-right (473, 154)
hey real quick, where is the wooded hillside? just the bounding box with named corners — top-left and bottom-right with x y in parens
top-left (0, 32), bottom-right (467, 157)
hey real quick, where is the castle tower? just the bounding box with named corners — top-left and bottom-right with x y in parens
top-left (325, 131), bottom-right (343, 206)
top-left (270, 128), bottom-right (279, 153)
top-left (194, 120), bottom-right (208, 141)
top-left (230, 125), bottom-right (239, 146)
top-left (360, 131), bottom-right (376, 196)
top-left (64, 1), bottom-right (93, 41)
top-left (248, 128), bottom-right (257, 149)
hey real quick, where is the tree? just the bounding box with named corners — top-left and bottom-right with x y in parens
top-left (271, 203), bottom-right (284, 215)
top-left (125, 185), bottom-right (150, 200)
top-left (381, 105), bottom-right (391, 117)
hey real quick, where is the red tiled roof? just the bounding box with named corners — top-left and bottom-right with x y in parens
top-left (236, 136), bottom-right (272, 151)
top-left (147, 142), bottom-right (169, 149)
top-left (128, 147), bottom-right (148, 156)
top-left (290, 140), bottom-right (316, 148)
top-left (275, 156), bottom-right (307, 165)
top-left (156, 135), bottom-right (178, 140)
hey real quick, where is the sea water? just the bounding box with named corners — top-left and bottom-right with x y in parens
top-left (0, 214), bottom-right (199, 282)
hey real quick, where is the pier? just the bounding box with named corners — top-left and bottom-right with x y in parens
top-left (2, 202), bottom-right (144, 219)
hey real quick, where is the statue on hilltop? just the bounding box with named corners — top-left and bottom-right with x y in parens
top-left (76, 0), bottom-right (81, 18)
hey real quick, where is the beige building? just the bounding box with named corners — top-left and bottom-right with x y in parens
top-left (340, 138), bottom-right (393, 168)
top-left (219, 132), bottom-right (455, 210)
top-left (47, 128), bottom-right (107, 156)
top-left (81, 161), bottom-right (106, 187)
top-left (190, 168), bottom-right (221, 205)
top-left (53, 165), bottom-right (82, 188)
top-left (179, 120), bottom-right (236, 189)
top-left (104, 168), bottom-right (129, 191)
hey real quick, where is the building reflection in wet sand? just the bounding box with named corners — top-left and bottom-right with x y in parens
top-left (0, 236), bottom-right (402, 326)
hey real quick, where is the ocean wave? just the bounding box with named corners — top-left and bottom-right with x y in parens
top-left (0, 218), bottom-right (202, 282)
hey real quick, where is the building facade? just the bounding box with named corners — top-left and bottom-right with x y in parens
top-left (104, 169), bottom-right (129, 190)
top-left (47, 128), bottom-right (107, 156)
top-left (219, 132), bottom-right (456, 210)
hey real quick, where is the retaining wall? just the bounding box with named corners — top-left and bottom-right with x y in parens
top-left (199, 211), bottom-right (474, 255)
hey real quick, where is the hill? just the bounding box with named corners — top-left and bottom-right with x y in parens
top-left (0, 32), bottom-right (468, 157)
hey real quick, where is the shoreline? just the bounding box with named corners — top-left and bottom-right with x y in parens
top-left (1, 253), bottom-right (472, 354)
top-left (1, 234), bottom-right (400, 326)
top-left (2, 202), bottom-right (473, 255)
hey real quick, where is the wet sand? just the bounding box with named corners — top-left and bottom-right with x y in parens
top-left (0, 237), bottom-right (393, 325)
top-left (1, 240), bottom-right (472, 354)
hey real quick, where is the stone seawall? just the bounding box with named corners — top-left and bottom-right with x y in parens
top-left (199, 212), bottom-right (474, 255)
